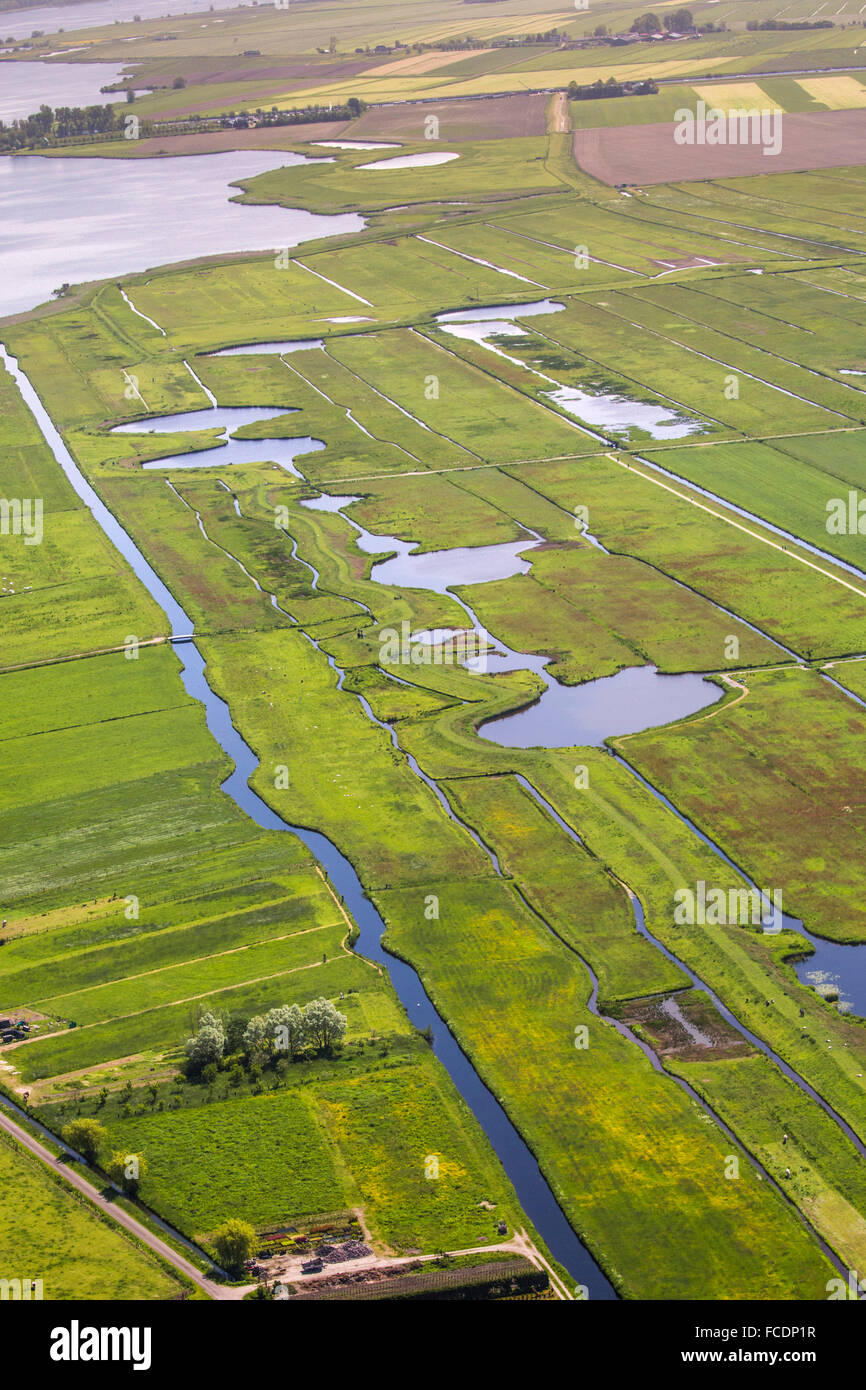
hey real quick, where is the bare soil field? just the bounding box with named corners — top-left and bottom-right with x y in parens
top-left (614, 991), bottom-right (754, 1063)
top-left (347, 92), bottom-right (548, 142)
top-left (574, 109), bottom-right (866, 185)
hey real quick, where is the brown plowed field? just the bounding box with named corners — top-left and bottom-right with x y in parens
top-left (574, 109), bottom-right (866, 185)
top-left (347, 92), bottom-right (549, 142)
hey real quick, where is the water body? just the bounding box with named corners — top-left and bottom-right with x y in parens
top-left (2, 342), bottom-right (615, 1298)
top-left (111, 400), bottom-right (324, 477)
top-left (313, 141), bottom-right (400, 151)
top-left (438, 299), bottom-right (565, 323)
top-left (359, 151), bottom-right (458, 170)
top-left (0, 58), bottom-right (128, 121)
top-left (207, 339), bottom-right (325, 356)
top-left (792, 926), bottom-right (866, 1018)
top-left (478, 664), bottom-right (721, 749)
top-left (0, 151), bottom-right (363, 318)
top-left (660, 995), bottom-right (714, 1048)
top-left (1, 0), bottom-right (238, 40)
top-left (374, 537), bottom-right (538, 589)
top-left (298, 489), bottom-right (723, 746)
top-left (436, 302), bottom-right (701, 442)
top-left (545, 384), bottom-right (702, 441)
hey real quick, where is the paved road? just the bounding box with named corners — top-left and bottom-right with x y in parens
top-left (0, 1109), bottom-right (252, 1301)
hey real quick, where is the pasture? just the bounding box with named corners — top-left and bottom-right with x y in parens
top-left (4, 35), bottom-right (866, 1300)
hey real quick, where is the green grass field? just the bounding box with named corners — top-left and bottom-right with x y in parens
top-left (90, 1052), bottom-right (521, 1252)
top-left (620, 666), bottom-right (866, 944)
top-left (4, 36), bottom-right (866, 1300)
top-left (0, 1131), bottom-right (183, 1300)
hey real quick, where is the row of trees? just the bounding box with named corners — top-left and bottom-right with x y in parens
top-left (746, 17), bottom-right (834, 28)
top-left (184, 997), bottom-right (348, 1077)
top-left (0, 102), bottom-right (125, 151)
top-left (233, 97), bottom-right (366, 127)
top-left (0, 96), bottom-right (370, 153)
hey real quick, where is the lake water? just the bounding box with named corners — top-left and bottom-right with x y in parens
top-left (0, 151), bottom-right (363, 319)
top-left (373, 537), bottom-right (538, 588)
top-left (478, 664), bottom-right (721, 748)
top-left (1, 0), bottom-right (236, 40)
top-left (545, 383), bottom-right (702, 440)
top-left (438, 299), bottom-right (565, 323)
top-left (0, 58), bottom-right (127, 121)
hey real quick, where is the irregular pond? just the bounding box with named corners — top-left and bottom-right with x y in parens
top-left (207, 339), bottom-right (324, 356)
top-left (545, 384), bottom-right (702, 440)
top-left (476, 664), bottom-right (722, 749)
top-left (358, 151), bottom-right (459, 170)
top-left (795, 943), bottom-right (866, 1018)
top-left (660, 995), bottom-right (714, 1048)
top-left (0, 151), bottom-right (363, 319)
top-left (302, 491), bottom-right (539, 582)
top-left (438, 299), bottom-right (565, 323)
top-left (112, 402), bottom-right (324, 477)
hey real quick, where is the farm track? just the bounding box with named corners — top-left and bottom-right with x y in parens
top-left (0, 1106), bottom-right (244, 1300)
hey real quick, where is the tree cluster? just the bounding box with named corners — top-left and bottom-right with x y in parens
top-left (184, 997), bottom-right (348, 1077)
top-left (630, 9), bottom-right (693, 33)
top-left (568, 76), bottom-right (659, 100)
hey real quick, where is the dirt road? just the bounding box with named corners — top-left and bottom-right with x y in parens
top-left (549, 90), bottom-right (571, 135)
top-left (0, 1108), bottom-right (252, 1301)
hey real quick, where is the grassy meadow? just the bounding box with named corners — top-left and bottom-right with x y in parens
top-left (0, 1131), bottom-right (184, 1300)
top-left (3, 22), bottom-right (866, 1300)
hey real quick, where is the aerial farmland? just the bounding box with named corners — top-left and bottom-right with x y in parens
top-left (0, 0), bottom-right (865, 1354)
